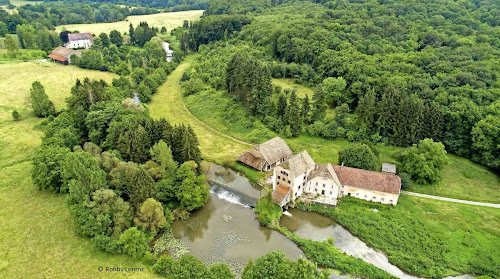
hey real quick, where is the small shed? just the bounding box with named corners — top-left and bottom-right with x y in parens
top-left (381, 163), bottom-right (397, 174)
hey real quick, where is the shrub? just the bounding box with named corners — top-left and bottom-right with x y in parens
top-left (12, 110), bottom-right (20, 121)
top-left (153, 255), bottom-right (176, 277)
top-left (92, 235), bottom-right (123, 254)
top-left (399, 172), bottom-right (413, 188)
top-left (338, 143), bottom-right (378, 171)
top-left (118, 227), bottom-right (149, 259)
top-left (401, 139), bottom-right (448, 184)
top-left (254, 191), bottom-right (282, 227)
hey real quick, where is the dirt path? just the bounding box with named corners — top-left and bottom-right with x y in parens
top-left (149, 58), bottom-right (252, 164)
top-left (401, 191), bottom-right (500, 208)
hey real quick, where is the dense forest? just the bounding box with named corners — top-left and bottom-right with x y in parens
top-left (177, 0), bottom-right (500, 171)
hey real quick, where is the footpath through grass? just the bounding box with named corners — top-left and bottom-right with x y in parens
top-left (0, 62), bottom-right (160, 278)
top-left (57, 10), bottom-right (203, 35)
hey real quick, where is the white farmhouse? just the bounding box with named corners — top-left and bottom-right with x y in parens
top-left (65, 33), bottom-right (93, 49)
top-left (162, 42), bottom-right (174, 62)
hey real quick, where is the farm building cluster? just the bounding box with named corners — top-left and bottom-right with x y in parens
top-left (238, 137), bottom-right (401, 207)
top-left (48, 32), bottom-right (174, 64)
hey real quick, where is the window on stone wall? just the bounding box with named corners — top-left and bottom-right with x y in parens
top-left (390, 200), bottom-right (393, 203)
top-left (381, 198), bottom-right (384, 201)
top-left (329, 191), bottom-right (332, 195)
top-left (323, 184), bottom-right (325, 188)
top-left (315, 188), bottom-right (317, 192)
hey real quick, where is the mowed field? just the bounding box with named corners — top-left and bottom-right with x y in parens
top-left (57, 10), bottom-right (203, 35)
top-left (0, 61), bottom-right (117, 110)
top-left (0, 62), bottom-right (161, 278)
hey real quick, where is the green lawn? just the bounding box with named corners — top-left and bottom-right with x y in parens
top-left (0, 62), bottom-right (160, 278)
top-left (57, 10), bottom-right (203, 35)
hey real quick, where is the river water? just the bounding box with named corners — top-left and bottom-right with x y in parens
top-left (170, 164), bottom-right (304, 275)
top-left (170, 163), bottom-right (474, 279)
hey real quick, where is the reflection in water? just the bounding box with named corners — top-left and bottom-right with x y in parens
top-left (172, 190), bottom-right (304, 275)
top-left (280, 208), bottom-right (475, 279)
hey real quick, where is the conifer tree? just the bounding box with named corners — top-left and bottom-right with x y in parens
top-left (285, 91), bottom-right (302, 137)
top-left (276, 94), bottom-right (287, 118)
top-left (311, 86), bottom-right (327, 122)
top-left (301, 94), bottom-right (310, 123)
top-left (30, 81), bottom-right (56, 117)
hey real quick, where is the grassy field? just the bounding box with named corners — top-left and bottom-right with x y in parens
top-left (271, 78), bottom-right (314, 99)
top-left (0, 61), bottom-right (117, 111)
top-left (10, 0), bottom-right (41, 6)
top-left (305, 196), bottom-right (500, 278)
top-left (57, 10), bottom-right (203, 35)
top-left (149, 57), bottom-right (253, 165)
top-left (0, 62), bottom-right (161, 278)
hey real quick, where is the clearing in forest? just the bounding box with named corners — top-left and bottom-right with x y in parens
top-left (57, 10), bottom-right (204, 35)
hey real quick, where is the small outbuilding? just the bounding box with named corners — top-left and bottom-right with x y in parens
top-left (382, 163), bottom-right (397, 174)
top-left (237, 137), bottom-right (293, 171)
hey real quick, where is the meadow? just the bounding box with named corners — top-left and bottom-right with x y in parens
top-left (10, 0), bottom-right (41, 6)
top-left (271, 78), bottom-right (314, 99)
top-left (0, 62), bottom-right (161, 278)
top-left (57, 10), bottom-right (204, 35)
top-left (0, 61), bottom-right (117, 111)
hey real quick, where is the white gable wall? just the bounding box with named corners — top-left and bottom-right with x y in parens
top-left (66, 39), bottom-right (92, 49)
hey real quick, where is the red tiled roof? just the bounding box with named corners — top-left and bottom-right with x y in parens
top-left (48, 53), bottom-right (68, 62)
top-left (273, 184), bottom-right (291, 204)
top-left (333, 165), bottom-right (401, 194)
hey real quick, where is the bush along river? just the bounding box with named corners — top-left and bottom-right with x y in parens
top-left (164, 163), bottom-right (474, 278)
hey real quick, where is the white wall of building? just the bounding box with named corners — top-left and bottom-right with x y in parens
top-left (305, 176), bottom-right (339, 201)
top-left (339, 185), bottom-right (399, 205)
top-left (66, 39), bottom-right (92, 49)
